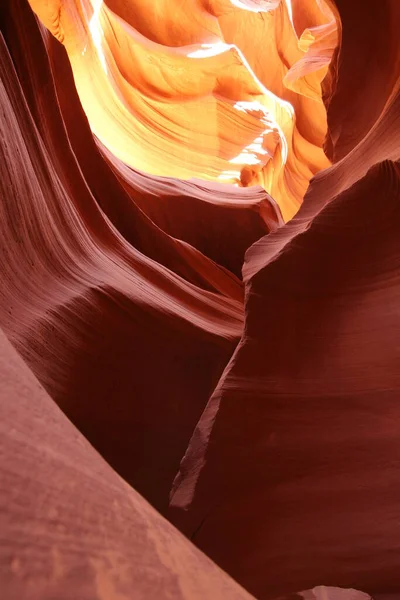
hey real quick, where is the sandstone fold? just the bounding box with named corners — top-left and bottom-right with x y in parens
top-left (0, 0), bottom-right (280, 514)
top-left (26, 0), bottom-right (337, 220)
top-left (1, 0), bottom-right (400, 599)
top-left (169, 1), bottom-right (400, 597)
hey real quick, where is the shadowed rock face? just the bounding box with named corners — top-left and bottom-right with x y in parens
top-left (1, 0), bottom-right (285, 515)
top-left (170, 0), bottom-right (400, 596)
top-left (0, 328), bottom-right (255, 600)
top-left (1, 0), bottom-right (400, 599)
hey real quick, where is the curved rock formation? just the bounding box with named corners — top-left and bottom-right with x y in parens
top-left (1, 0), bottom-right (285, 515)
top-left (1, 0), bottom-right (400, 598)
top-left (170, 0), bottom-right (400, 597)
top-left (26, 0), bottom-right (336, 220)
top-left (171, 160), bottom-right (400, 599)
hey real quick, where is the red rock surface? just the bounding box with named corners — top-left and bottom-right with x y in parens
top-left (170, 1), bottom-right (400, 597)
top-left (1, 0), bottom-right (400, 598)
top-left (0, 327), bottom-right (255, 599)
top-left (0, 0), bottom-right (282, 515)
top-left (171, 160), bottom-right (400, 600)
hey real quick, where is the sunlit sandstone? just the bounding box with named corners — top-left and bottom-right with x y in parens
top-left (27, 0), bottom-right (337, 220)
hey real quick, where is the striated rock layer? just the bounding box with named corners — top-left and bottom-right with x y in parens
top-left (1, 0), bottom-right (400, 599)
top-left (0, 0), bottom-right (282, 514)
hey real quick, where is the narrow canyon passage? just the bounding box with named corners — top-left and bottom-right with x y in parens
top-left (1, 1), bottom-right (400, 599)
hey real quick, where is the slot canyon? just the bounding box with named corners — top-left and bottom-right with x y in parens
top-left (0, 0), bottom-right (400, 599)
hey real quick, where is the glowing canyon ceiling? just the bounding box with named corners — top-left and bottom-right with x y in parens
top-left (1, 0), bottom-right (400, 599)
top-left (27, 0), bottom-right (337, 221)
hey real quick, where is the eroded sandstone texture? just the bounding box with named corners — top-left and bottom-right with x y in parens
top-left (1, 0), bottom-right (399, 598)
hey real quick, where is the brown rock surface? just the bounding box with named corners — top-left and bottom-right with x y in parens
top-left (0, 1), bottom-right (278, 514)
top-left (0, 327), bottom-right (255, 600)
top-left (2, 0), bottom-right (400, 598)
top-left (170, 2), bottom-right (400, 598)
top-left (171, 162), bottom-right (400, 599)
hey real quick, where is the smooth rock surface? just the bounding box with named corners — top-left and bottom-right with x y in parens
top-left (1, 0), bottom-right (399, 599)
top-left (0, 327), bottom-right (255, 600)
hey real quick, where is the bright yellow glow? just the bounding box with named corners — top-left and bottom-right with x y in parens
top-left (187, 43), bottom-right (231, 59)
top-left (28, 0), bottom-right (337, 221)
top-left (285, 0), bottom-right (294, 26)
top-left (229, 0), bottom-right (280, 12)
top-left (88, 0), bottom-right (107, 72)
